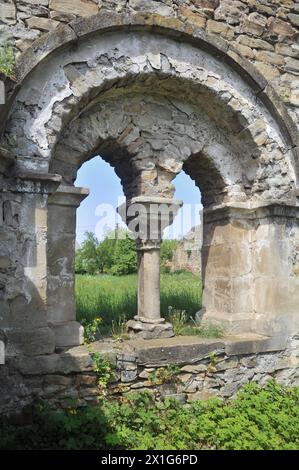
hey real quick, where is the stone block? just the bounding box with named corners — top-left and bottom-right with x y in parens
top-left (206, 20), bottom-right (235, 40)
top-left (0, 0), bottom-right (16, 25)
top-left (255, 50), bottom-right (285, 66)
top-left (179, 8), bottom-right (206, 28)
top-left (268, 17), bottom-right (296, 37)
top-left (50, 321), bottom-right (84, 348)
top-left (5, 327), bottom-right (55, 356)
top-left (14, 345), bottom-right (93, 375)
top-left (25, 17), bottom-right (60, 31)
top-left (49, 0), bottom-right (98, 16)
top-left (133, 336), bottom-right (225, 366)
top-left (225, 334), bottom-right (288, 356)
top-left (180, 364), bottom-right (207, 373)
top-left (121, 368), bottom-right (137, 383)
top-left (127, 320), bottom-right (175, 340)
top-left (188, 389), bottom-right (218, 401)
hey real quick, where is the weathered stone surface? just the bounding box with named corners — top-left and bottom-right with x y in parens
top-left (129, 0), bottom-right (173, 16)
top-left (14, 346), bottom-right (93, 375)
top-left (49, 0), bottom-right (98, 17)
top-left (0, 0), bottom-right (16, 25)
top-left (268, 17), bottom-right (296, 36)
top-left (225, 335), bottom-right (288, 356)
top-left (132, 337), bottom-right (225, 366)
top-left (287, 13), bottom-right (299, 28)
top-left (50, 321), bottom-right (84, 348)
top-left (6, 327), bottom-right (55, 356)
top-left (206, 19), bottom-right (234, 39)
top-left (241, 12), bottom-right (267, 35)
top-left (236, 35), bottom-right (274, 51)
top-left (255, 50), bottom-right (285, 66)
top-left (180, 364), bottom-right (207, 373)
top-left (25, 17), bottom-right (60, 31)
top-left (284, 56), bottom-right (299, 73)
top-left (0, 1), bottom-right (298, 417)
top-left (215, 0), bottom-right (248, 25)
top-left (275, 43), bottom-right (299, 59)
top-left (179, 7), bottom-right (206, 28)
top-left (127, 320), bottom-right (175, 340)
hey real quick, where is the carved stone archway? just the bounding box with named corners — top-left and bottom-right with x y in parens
top-left (0, 13), bottom-right (298, 399)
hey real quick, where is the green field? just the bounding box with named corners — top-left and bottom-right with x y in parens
top-left (76, 272), bottom-right (202, 334)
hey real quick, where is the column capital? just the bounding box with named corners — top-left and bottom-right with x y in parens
top-left (48, 185), bottom-right (89, 208)
top-left (118, 196), bottom-right (182, 241)
top-left (204, 199), bottom-right (299, 223)
top-left (9, 171), bottom-right (62, 194)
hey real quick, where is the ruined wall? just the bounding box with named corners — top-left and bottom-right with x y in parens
top-left (1, 0), bottom-right (299, 125)
top-left (0, 1), bottom-right (298, 416)
top-left (169, 226), bottom-right (202, 275)
top-left (1, 334), bottom-right (299, 415)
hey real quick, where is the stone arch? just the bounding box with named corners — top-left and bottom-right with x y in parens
top-left (0, 12), bottom-right (298, 351)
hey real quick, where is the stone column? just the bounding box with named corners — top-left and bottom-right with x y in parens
top-left (1, 171), bottom-right (61, 357)
top-left (47, 185), bottom-right (89, 348)
top-left (200, 201), bottom-right (299, 337)
top-left (119, 196), bottom-right (182, 339)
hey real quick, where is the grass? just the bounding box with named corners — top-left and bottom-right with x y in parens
top-left (168, 309), bottom-right (224, 338)
top-left (76, 272), bottom-right (202, 337)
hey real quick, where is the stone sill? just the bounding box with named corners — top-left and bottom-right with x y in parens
top-left (92, 333), bottom-right (288, 368)
top-left (12, 334), bottom-right (288, 376)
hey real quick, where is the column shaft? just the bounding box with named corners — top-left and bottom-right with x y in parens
top-left (47, 185), bottom-right (89, 347)
top-left (137, 244), bottom-right (161, 323)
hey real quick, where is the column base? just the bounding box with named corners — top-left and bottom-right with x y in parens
top-left (127, 319), bottom-right (175, 339)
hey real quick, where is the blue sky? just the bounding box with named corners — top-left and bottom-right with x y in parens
top-left (75, 156), bottom-right (202, 244)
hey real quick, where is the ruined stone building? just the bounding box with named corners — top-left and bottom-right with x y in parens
top-left (0, 0), bottom-right (298, 413)
top-left (169, 225), bottom-right (202, 275)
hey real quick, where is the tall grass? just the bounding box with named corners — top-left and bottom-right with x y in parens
top-left (76, 272), bottom-right (202, 333)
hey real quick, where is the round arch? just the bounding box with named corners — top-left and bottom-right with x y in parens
top-left (0, 11), bottom-right (298, 349)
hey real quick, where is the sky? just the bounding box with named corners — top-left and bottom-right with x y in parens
top-left (75, 156), bottom-right (202, 245)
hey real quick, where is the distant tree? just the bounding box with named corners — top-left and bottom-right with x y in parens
top-left (75, 231), bottom-right (100, 275)
top-left (110, 234), bottom-right (137, 276)
top-left (75, 230), bottom-right (178, 277)
top-left (97, 231), bottom-right (117, 273)
top-left (160, 240), bottom-right (178, 271)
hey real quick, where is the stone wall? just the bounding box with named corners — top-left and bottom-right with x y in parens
top-left (169, 225), bottom-right (202, 275)
top-left (0, 1), bottom-right (298, 416)
top-left (1, 334), bottom-right (299, 415)
top-left (107, 334), bottom-right (299, 401)
top-left (1, 0), bottom-right (299, 125)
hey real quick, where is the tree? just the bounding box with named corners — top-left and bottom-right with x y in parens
top-left (160, 239), bottom-right (178, 272)
top-left (110, 235), bottom-right (137, 276)
top-left (75, 231), bottom-right (100, 275)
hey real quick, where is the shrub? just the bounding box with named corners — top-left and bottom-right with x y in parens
top-left (0, 45), bottom-right (15, 78)
top-left (1, 381), bottom-right (298, 450)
